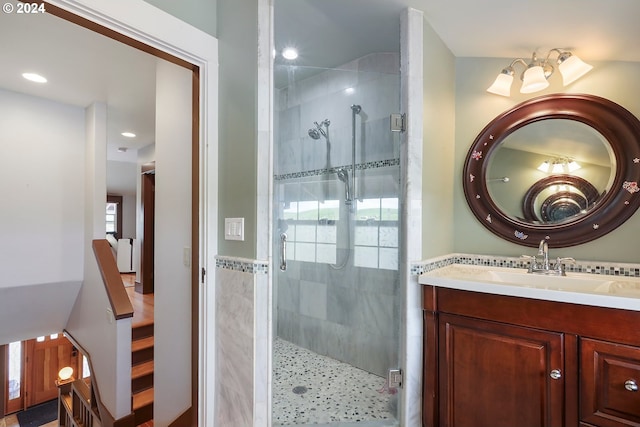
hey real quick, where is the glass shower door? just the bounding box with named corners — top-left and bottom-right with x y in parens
top-left (272, 55), bottom-right (401, 426)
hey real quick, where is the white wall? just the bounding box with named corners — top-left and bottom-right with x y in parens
top-left (66, 102), bottom-right (133, 420)
top-left (453, 59), bottom-right (640, 263)
top-left (153, 59), bottom-right (193, 425)
top-left (0, 89), bottom-right (84, 343)
top-left (0, 89), bottom-right (85, 287)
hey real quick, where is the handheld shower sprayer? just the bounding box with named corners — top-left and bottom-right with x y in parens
top-left (336, 168), bottom-right (351, 204)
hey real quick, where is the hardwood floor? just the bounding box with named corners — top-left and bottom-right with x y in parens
top-left (126, 285), bottom-right (154, 328)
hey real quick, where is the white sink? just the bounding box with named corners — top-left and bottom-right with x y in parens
top-left (420, 264), bottom-right (640, 296)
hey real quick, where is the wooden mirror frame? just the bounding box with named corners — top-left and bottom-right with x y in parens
top-left (463, 93), bottom-right (640, 248)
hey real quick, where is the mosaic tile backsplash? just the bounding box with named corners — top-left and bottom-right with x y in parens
top-left (411, 253), bottom-right (640, 278)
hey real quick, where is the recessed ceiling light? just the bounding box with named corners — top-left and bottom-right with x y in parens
top-left (282, 47), bottom-right (298, 60)
top-left (22, 73), bottom-right (47, 83)
top-left (121, 132), bottom-right (136, 138)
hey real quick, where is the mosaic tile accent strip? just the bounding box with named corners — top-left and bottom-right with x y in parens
top-left (273, 338), bottom-right (398, 426)
top-left (274, 158), bottom-right (400, 181)
top-left (215, 256), bottom-right (269, 274)
top-left (411, 253), bottom-right (640, 278)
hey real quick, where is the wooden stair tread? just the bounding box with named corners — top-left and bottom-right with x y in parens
top-left (132, 360), bottom-right (154, 378)
top-left (133, 387), bottom-right (154, 410)
top-left (132, 335), bottom-right (154, 351)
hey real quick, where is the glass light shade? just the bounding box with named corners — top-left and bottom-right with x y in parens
top-left (520, 66), bottom-right (549, 93)
top-left (567, 160), bottom-right (581, 172)
top-left (551, 162), bottom-right (564, 174)
top-left (58, 366), bottom-right (74, 381)
top-left (558, 54), bottom-right (593, 86)
top-left (537, 161), bottom-right (551, 173)
top-left (487, 71), bottom-right (514, 96)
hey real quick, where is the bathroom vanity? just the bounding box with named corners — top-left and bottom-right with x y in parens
top-left (419, 265), bottom-right (640, 427)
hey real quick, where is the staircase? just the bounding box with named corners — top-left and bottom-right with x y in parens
top-left (132, 318), bottom-right (154, 425)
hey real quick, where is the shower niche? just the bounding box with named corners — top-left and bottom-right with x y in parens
top-left (272, 51), bottom-right (402, 426)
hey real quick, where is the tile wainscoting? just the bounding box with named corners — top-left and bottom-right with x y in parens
top-left (215, 256), bottom-right (270, 427)
top-left (411, 253), bottom-right (640, 278)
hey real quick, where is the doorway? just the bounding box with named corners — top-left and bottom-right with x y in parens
top-left (0, 1), bottom-right (212, 424)
top-left (3, 335), bottom-right (81, 416)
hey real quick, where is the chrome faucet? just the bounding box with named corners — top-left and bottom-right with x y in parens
top-left (538, 240), bottom-right (550, 271)
top-left (522, 239), bottom-right (576, 276)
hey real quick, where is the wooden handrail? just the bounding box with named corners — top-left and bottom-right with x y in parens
top-left (63, 330), bottom-right (136, 427)
top-left (93, 239), bottom-right (134, 319)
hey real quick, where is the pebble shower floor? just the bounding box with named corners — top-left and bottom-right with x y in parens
top-left (273, 338), bottom-right (397, 426)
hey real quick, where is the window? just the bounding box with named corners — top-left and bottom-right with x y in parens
top-left (354, 197), bottom-right (399, 270)
top-left (283, 199), bottom-right (340, 264)
top-left (106, 195), bottom-right (123, 238)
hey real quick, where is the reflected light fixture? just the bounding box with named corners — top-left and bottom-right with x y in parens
top-left (537, 158), bottom-right (581, 174)
top-left (282, 47), bottom-right (298, 60)
top-left (121, 132), bottom-right (136, 138)
top-left (487, 49), bottom-right (592, 97)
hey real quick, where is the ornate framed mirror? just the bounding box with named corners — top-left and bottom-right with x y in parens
top-left (463, 94), bottom-right (640, 247)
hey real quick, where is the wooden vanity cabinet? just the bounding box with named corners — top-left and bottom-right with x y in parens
top-left (422, 285), bottom-right (640, 427)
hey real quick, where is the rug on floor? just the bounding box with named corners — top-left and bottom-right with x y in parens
top-left (16, 399), bottom-right (57, 427)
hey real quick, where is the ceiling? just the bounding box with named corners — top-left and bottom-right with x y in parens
top-left (2, 0), bottom-right (639, 160)
top-left (0, 11), bottom-right (157, 163)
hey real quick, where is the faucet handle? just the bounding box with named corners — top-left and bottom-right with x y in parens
top-left (520, 255), bottom-right (537, 272)
top-left (554, 257), bottom-right (576, 275)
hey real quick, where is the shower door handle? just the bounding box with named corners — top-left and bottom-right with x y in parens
top-left (280, 233), bottom-right (288, 271)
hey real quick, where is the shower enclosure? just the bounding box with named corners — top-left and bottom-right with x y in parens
top-left (272, 52), bottom-right (402, 426)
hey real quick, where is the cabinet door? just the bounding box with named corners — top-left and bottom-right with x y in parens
top-left (581, 338), bottom-right (640, 427)
top-left (439, 314), bottom-right (565, 427)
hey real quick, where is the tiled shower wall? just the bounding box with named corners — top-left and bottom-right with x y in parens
top-left (274, 53), bottom-right (401, 377)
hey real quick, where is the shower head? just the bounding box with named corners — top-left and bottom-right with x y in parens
top-left (351, 104), bottom-right (362, 114)
top-left (308, 128), bottom-right (321, 140)
top-left (308, 119), bottom-right (330, 140)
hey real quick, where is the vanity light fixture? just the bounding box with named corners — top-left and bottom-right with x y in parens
top-left (537, 158), bottom-right (581, 174)
top-left (487, 49), bottom-right (593, 97)
top-left (121, 132), bottom-right (136, 138)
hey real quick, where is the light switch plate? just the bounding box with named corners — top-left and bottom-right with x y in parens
top-left (225, 217), bottom-right (245, 241)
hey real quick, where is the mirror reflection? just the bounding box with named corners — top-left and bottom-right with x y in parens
top-left (486, 119), bottom-right (616, 224)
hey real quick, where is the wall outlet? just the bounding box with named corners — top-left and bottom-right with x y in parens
top-left (225, 217), bottom-right (245, 241)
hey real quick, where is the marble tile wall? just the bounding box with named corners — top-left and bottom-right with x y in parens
top-left (215, 262), bottom-right (257, 427)
top-left (276, 260), bottom-right (399, 377)
top-left (275, 53), bottom-right (400, 176)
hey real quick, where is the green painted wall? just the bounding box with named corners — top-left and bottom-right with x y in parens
top-left (421, 19), bottom-right (456, 259)
top-left (216, 0), bottom-right (258, 258)
top-left (143, 0), bottom-right (217, 36)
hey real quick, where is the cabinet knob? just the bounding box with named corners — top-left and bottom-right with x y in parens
top-left (625, 379), bottom-right (638, 392)
top-left (549, 369), bottom-right (562, 380)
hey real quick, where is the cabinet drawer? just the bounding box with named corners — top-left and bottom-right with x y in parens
top-left (581, 338), bottom-right (640, 427)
